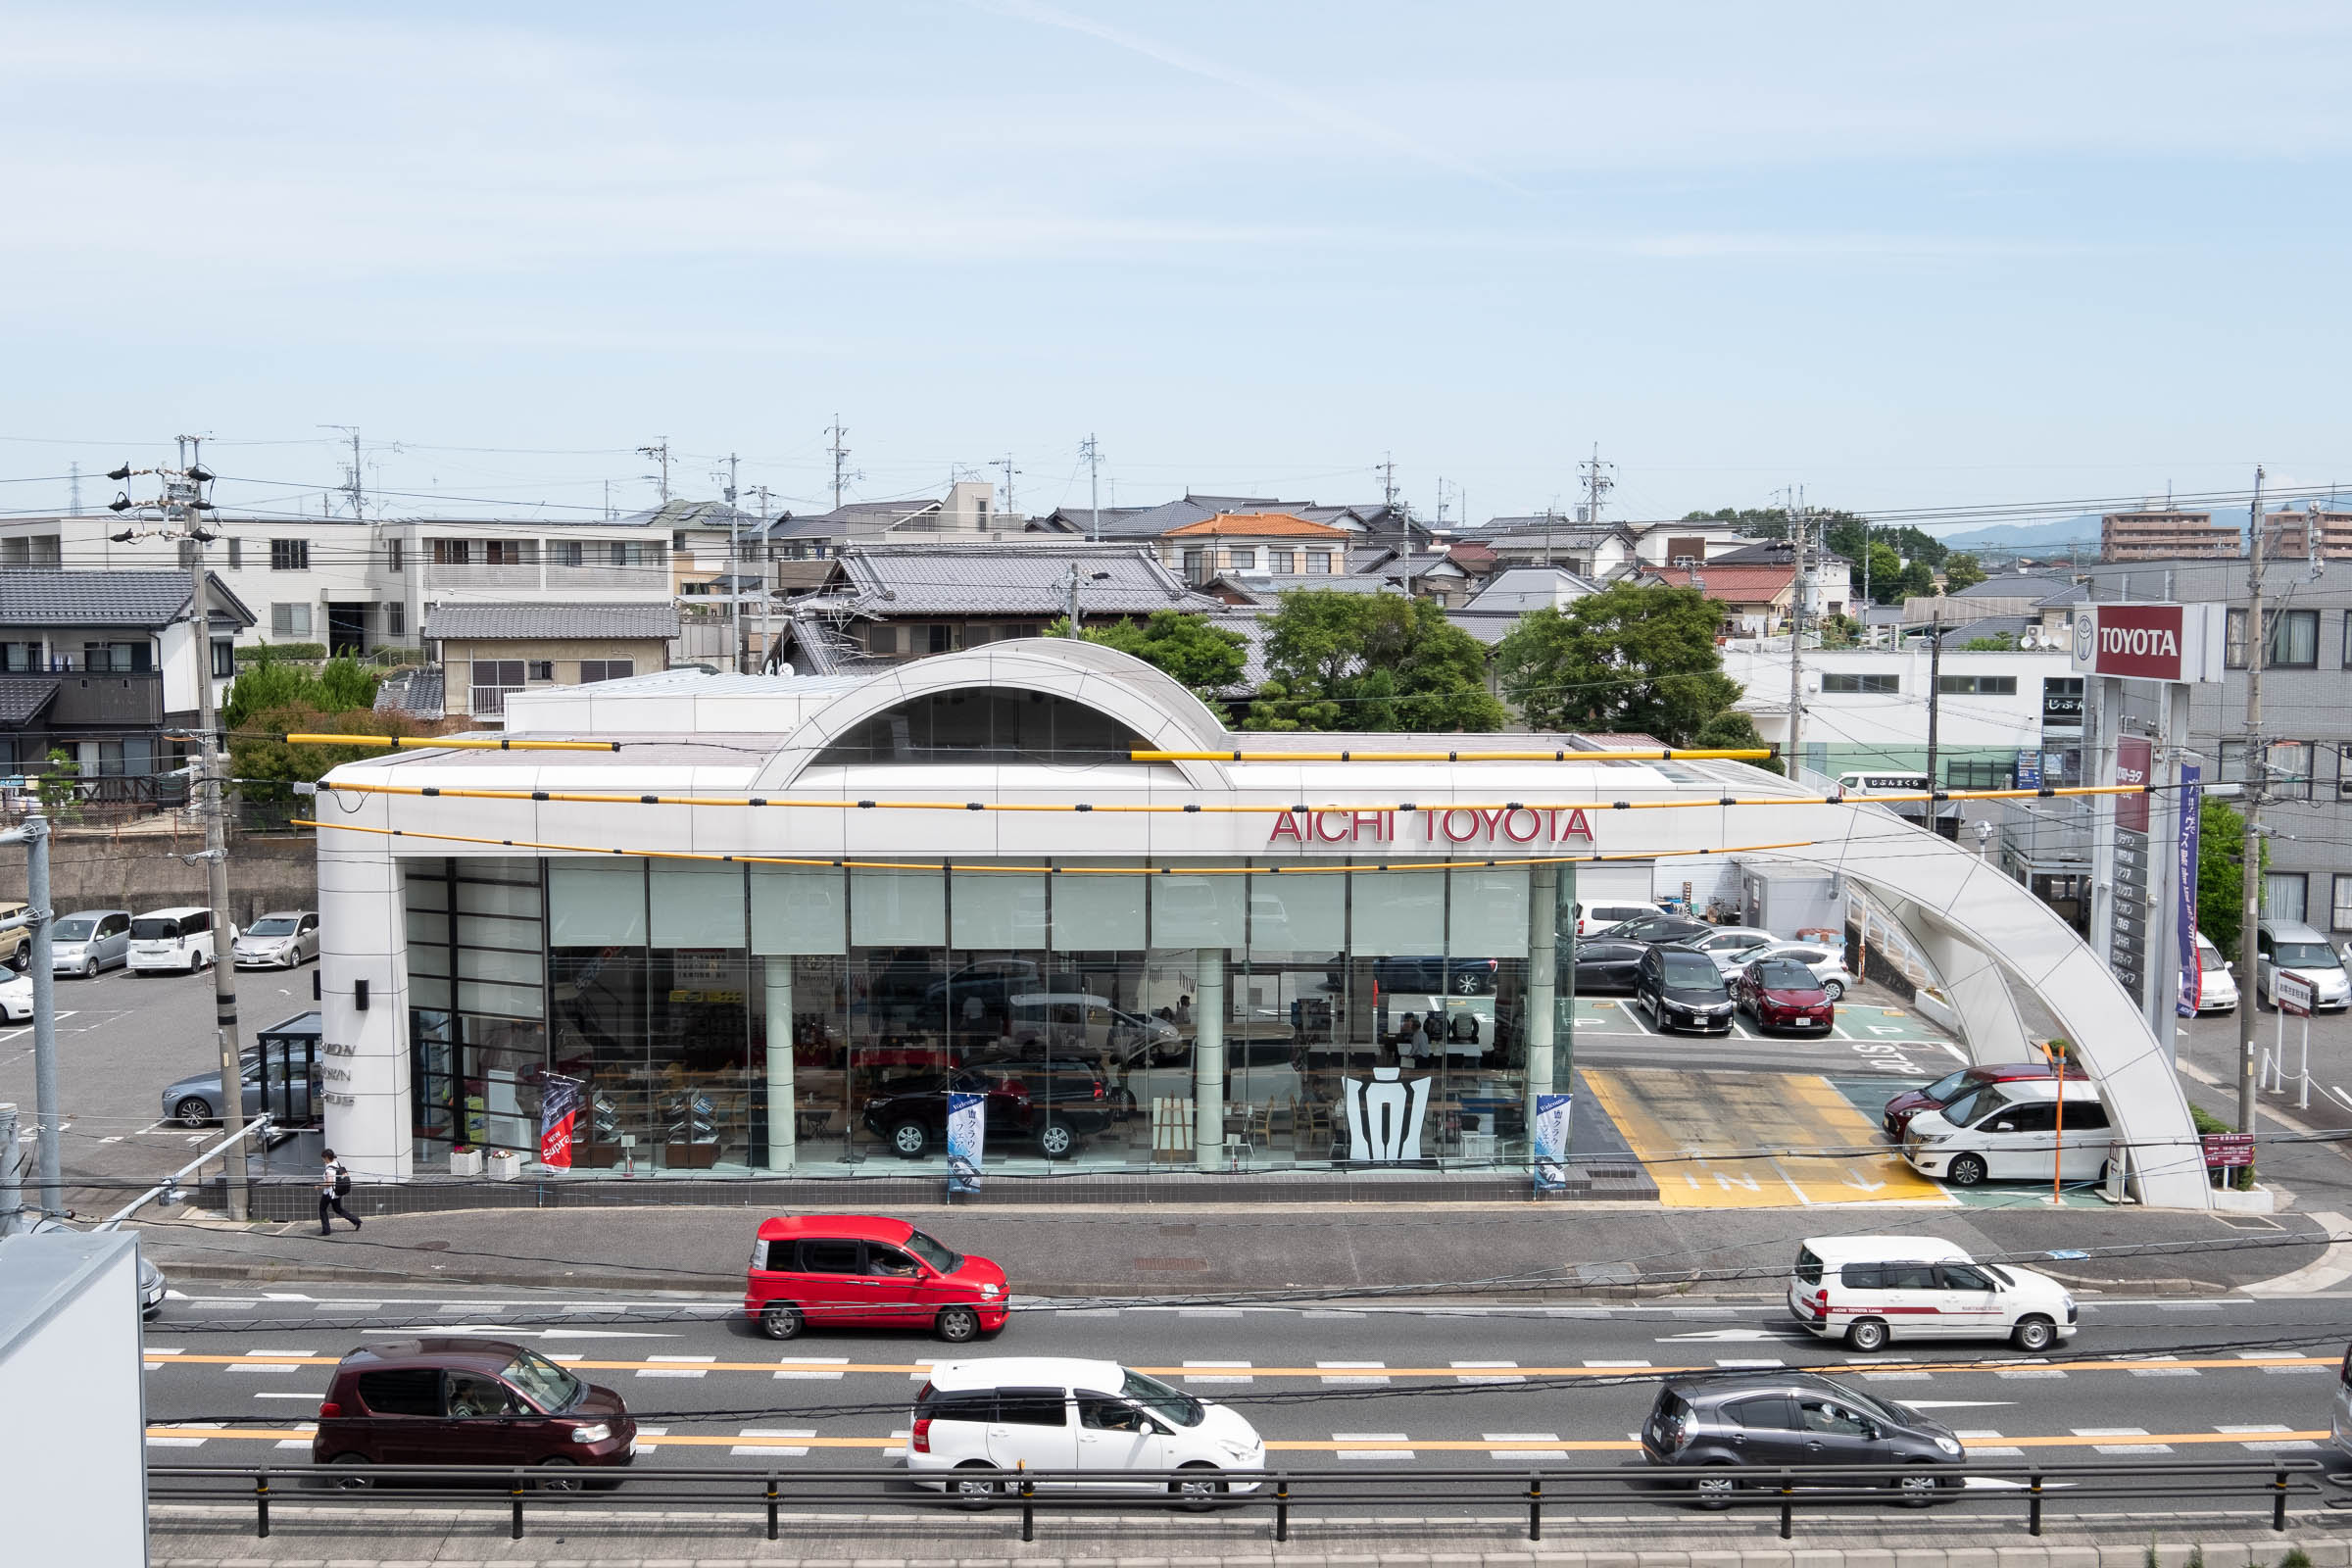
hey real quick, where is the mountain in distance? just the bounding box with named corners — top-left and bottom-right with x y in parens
top-left (1937, 505), bottom-right (2257, 553)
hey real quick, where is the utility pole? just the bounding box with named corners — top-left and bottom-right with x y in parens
top-left (1579, 444), bottom-right (1615, 524)
top-left (319, 426), bottom-right (364, 517)
top-left (2237, 466), bottom-right (2268, 1145)
top-left (721, 455), bottom-right (743, 673)
top-left (753, 484), bottom-right (774, 672)
top-left (1787, 504), bottom-right (1807, 773)
top-left (827, 417), bottom-right (851, 510)
top-left (1082, 434), bottom-right (1102, 542)
top-left (1377, 454), bottom-right (1397, 513)
top-left (68, 462), bottom-right (81, 515)
top-left (992, 454), bottom-right (1020, 517)
top-left (1925, 618), bottom-right (1950, 808)
top-left (636, 439), bottom-right (671, 504)
top-left (22, 817), bottom-right (57, 1218)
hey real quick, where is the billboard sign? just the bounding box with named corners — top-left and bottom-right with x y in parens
top-left (2176, 763), bottom-right (2201, 1019)
top-left (2116, 736), bottom-right (2153, 833)
top-left (2070, 604), bottom-right (2226, 683)
top-left (537, 1073), bottom-right (584, 1170)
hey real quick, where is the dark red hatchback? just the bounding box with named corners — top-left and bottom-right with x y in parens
top-left (1881, 1060), bottom-right (2082, 1140)
top-left (312, 1337), bottom-right (636, 1489)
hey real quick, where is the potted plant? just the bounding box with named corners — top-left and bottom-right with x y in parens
top-left (447, 1144), bottom-right (484, 1177)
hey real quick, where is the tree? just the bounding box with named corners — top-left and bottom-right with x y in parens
top-left (1894, 560), bottom-right (1936, 600)
top-left (1242, 591), bottom-right (1503, 732)
top-left (1692, 710), bottom-right (1783, 775)
top-left (1862, 542), bottom-right (1904, 602)
top-left (2197, 797), bottom-right (2267, 955)
top-left (1062, 611), bottom-right (1247, 710)
top-left (1943, 552), bottom-right (1987, 592)
top-left (1961, 633), bottom-right (2016, 652)
top-left (35, 747), bottom-right (78, 819)
top-left (1491, 583), bottom-right (1744, 744)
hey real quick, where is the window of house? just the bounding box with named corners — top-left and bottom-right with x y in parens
top-left (270, 603), bottom-right (312, 637)
top-left (2270, 608), bottom-right (2320, 668)
top-left (528, 661), bottom-right (554, 682)
top-left (2265, 872), bottom-right (2309, 923)
top-left (1944, 760), bottom-right (2012, 789)
top-left (386, 537), bottom-right (403, 573)
top-left (430, 538), bottom-right (470, 566)
top-left (1268, 548), bottom-right (1297, 575)
top-left (928, 623), bottom-right (956, 655)
top-left (610, 541), bottom-right (652, 566)
top-left (1182, 548), bottom-right (1208, 584)
top-left (554, 541), bottom-right (583, 566)
top-left (2339, 743), bottom-right (2352, 800)
top-left (225, 538), bottom-right (242, 569)
top-left (580, 660), bottom-right (634, 684)
top-left (269, 539), bottom-right (310, 570)
top-left (211, 639), bottom-right (234, 678)
top-left (2226, 607), bottom-right (2249, 668)
top-left (383, 602), bottom-right (405, 637)
top-left (2267, 741), bottom-right (2317, 800)
top-left (866, 624), bottom-right (897, 656)
top-left (482, 540), bottom-right (531, 566)
top-left (1822, 673), bottom-right (1900, 694)
top-left (1307, 551), bottom-right (1334, 573)
top-left (2332, 873), bottom-right (2352, 932)
top-left (1, 643), bottom-right (37, 672)
top-left (474, 660), bottom-right (525, 690)
top-left (1936, 674), bottom-right (2018, 695)
top-left (2343, 610), bottom-right (2352, 667)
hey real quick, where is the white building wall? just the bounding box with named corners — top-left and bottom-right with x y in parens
top-left (1722, 645), bottom-right (2072, 754)
top-left (0, 1231), bottom-right (147, 1563)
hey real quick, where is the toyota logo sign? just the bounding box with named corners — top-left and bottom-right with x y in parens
top-left (2070, 603), bottom-right (2225, 684)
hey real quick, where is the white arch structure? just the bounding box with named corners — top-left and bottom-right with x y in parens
top-left (317, 640), bottom-right (2206, 1206)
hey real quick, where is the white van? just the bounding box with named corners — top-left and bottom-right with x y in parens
top-left (127, 906), bottom-right (228, 975)
top-left (1789, 1236), bottom-right (2078, 1352)
top-left (1900, 1077), bottom-right (2116, 1188)
top-left (1574, 900), bottom-right (1669, 938)
top-left (908, 1356), bottom-right (1265, 1502)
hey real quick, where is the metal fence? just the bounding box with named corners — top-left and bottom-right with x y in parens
top-left (151, 1457), bottom-right (2327, 1545)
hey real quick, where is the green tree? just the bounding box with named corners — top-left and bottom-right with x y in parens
top-left (1054, 611), bottom-right (1248, 710)
top-left (2197, 797), bottom-right (2267, 955)
top-left (1862, 541), bottom-right (1904, 602)
top-left (1692, 710), bottom-right (1783, 775)
top-left (35, 747), bottom-right (79, 818)
top-left (1961, 633), bottom-right (2016, 652)
top-left (1895, 560), bottom-right (1937, 600)
top-left (1241, 591), bottom-right (1502, 732)
top-left (1491, 583), bottom-right (1744, 744)
top-left (1943, 552), bottom-right (1987, 592)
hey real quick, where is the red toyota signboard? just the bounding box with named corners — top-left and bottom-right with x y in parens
top-left (2070, 603), bottom-right (2225, 683)
top-left (2116, 735), bottom-right (2152, 831)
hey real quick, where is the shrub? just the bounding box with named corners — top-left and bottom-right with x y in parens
top-left (235, 641), bottom-right (325, 663)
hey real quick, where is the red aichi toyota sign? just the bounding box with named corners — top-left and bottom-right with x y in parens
top-left (2070, 603), bottom-right (2226, 683)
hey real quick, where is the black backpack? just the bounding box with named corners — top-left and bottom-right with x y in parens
top-left (332, 1162), bottom-right (352, 1198)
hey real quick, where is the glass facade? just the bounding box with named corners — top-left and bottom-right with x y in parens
top-left (402, 855), bottom-right (1578, 1175)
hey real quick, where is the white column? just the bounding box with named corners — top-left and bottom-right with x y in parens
top-left (318, 838), bottom-right (413, 1181)
top-left (1523, 864), bottom-right (1558, 1142)
top-left (1192, 951), bottom-right (1226, 1173)
top-left (764, 960), bottom-right (796, 1171)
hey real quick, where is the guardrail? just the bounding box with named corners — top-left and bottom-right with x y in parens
top-left (151, 1457), bottom-right (2327, 1545)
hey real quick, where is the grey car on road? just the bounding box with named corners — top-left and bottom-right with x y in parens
top-left (51, 908), bottom-right (131, 977)
top-left (162, 1054), bottom-right (316, 1126)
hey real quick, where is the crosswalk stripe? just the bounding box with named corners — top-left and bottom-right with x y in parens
top-left (1484, 1431), bottom-right (1568, 1460)
top-left (1333, 1432), bottom-right (1415, 1461)
top-left (637, 1355), bottom-right (715, 1380)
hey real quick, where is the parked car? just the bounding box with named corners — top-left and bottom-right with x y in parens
top-left (0, 901), bottom-right (27, 970)
top-left (51, 908), bottom-right (131, 977)
top-left (862, 1057), bottom-right (1111, 1160)
top-left (1901, 1077), bottom-right (2114, 1188)
top-left (127, 906), bottom-right (227, 975)
top-left (1636, 944), bottom-right (1735, 1034)
top-left (233, 909), bottom-right (319, 968)
top-left (1573, 900), bottom-right (1671, 937)
top-left (908, 1356), bottom-right (1264, 1502)
top-left (1369, 956), bottom-right (1499, 996)
top-left (1641, 1371), bottom-right (1965, 1501)
top-left (1789, 1235), bottom-right (2077, 1351)
top-left (2191, 932), bottom-right (2238, 1014)
top-left (311, 1337), bottom-right (636, 1489)
top-left (1880, 1060), bottom-right (2082, 1141)
top-left (1593, 913), bottom-right (1715, 947)
top-left (162, 1053), bottom-right (317, 1126)
top-left (1730, 956), bottom-right (1835, 1034)
top-left (1572, 936), bottom-right (1650, 994)
top-left (745, 1214), bottom-right (1008, 1343)
top-left (0, 973), bottom-right (29, 1023)
top-left (2256, 919), bottom-right (2351, 1011)
top-left (1674, 926), bottom-right (1781, 971)
top-left (1725, 940), bottom-right (1854, 1001)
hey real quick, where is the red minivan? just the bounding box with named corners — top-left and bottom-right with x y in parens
top-left (312, 1337), bottom-right (635, 1490)
top-left (746, 1215), bottom-right (1009, 1344)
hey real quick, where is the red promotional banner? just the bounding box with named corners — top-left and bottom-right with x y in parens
top-left (2116, 736), bottom-right (2152, 832)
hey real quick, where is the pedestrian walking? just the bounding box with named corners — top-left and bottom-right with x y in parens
top-left (318, 1148), bottom-right (362, 1237)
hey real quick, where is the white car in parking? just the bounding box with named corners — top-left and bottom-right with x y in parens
top-left (2191, 933), bottom-right (2238, 1014)
top-left (908, 1357), bottom-right (1264, 1502)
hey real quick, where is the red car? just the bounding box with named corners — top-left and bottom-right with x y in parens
top-left (746, 1215), bottom-right (1010, 1343)
top-left (312, 1338), bottom-right (635, 1490)
top-left (1880, 1060), bottom-right (2083, 1140)
top-left (1729, 956), bottom-right (1835, 1034)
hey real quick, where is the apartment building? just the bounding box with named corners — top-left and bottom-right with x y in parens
top-left (2264, 507), bottom-right (2352, 563)
top-left (2100, 510), bottom-right (2238, 561)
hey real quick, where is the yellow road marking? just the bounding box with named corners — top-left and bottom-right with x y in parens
top-left (1584, 1068), bottom-right (1945, 1207)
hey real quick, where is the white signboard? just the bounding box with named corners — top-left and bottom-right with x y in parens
top-left (2277, 970), bottom-right (2317, 1018)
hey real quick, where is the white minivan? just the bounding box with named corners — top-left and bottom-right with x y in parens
top-left (1790, 1236), bottom-right (2078, 1352)
top-left (908, 1357), bottom-right (1265, 1503)
top-left (127, 906), bottom-right (229, 975)
top-left (1900, 1077), bottom-right (2116, 1188)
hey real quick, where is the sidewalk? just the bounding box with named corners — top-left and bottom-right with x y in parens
top-left (139, 1194), bottom-right (2332, 1299)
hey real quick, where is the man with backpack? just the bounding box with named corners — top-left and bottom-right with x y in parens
top-left (318, 1149), bottom-right (362, 1237)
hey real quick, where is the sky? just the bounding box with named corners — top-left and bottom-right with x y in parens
top-left (4, 2), bottom-right (2350, 530)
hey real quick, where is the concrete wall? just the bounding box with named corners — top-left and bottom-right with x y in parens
top-left (0, 826), bottom-right (318, 927)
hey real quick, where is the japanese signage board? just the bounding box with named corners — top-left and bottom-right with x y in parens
top-left (2277, 970), bottom-right (2317, 1018)
top-left (2201, 1132), bottom-right (2255, 1169)
top-left (947, 1091), bottom-right (986, 1195)
top-left (2176, 764), bottom-right (2201, 1019)
top-left (2116, 736), bottom-right (2152, 833)
top-left (1532, 1093), bottom-right (1573, 1193)
top-left (2070, 604), bottom-right (2226, 683)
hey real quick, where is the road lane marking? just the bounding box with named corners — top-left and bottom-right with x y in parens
top-left (774, 1358), bottom-right (850, 1380)
top-left (1332, 1432), bottom-right (1414, 1461)
top-left (1485, 1432), bottom-right (1568, 1459)
top-left (637, 1355), bottom-right (716, 1379)
top-left (2076, 1426), bottom-right (2172, 1454)
top-left (1183, 1360), bottom-right (1252, 1384)
top-left (1452, 1361), bottom-right (1524, 1385)
top-left (732, 1428), bottom-right (815, 1456)
top-left (1319, 1361), bottom-right (1389, 1385)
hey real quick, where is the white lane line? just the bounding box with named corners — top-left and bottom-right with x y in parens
top-left (731, 1428), bottom-right (815, 1456)
top-left (774, 1357), bottom-right (850, 1381)
top-left (636, 1355), bottom-right (716, 1379)
top-left (884, 1428), bottom-right (909, 1459)
top-left (1057, 1308), bottom-right (1121, 1319)
top-left (1303, 1309), bottom-right (1368, 1320)
top-left (633, 1426), bottom-right (666, 1451)
top-left (2128, 1356), bottom-right (2199, 1378)
top-left (260, 1292), bottom-right (315, 1301)
top-left (1183, 1360), bottom-right (1253, 1385)
top-left (1860, 1370), bottom-right (1932, 1382)
top-left (147, 1436), bottom-right (207, 1447)
top-left (2074, 1426), bottom-right (2173, 1454)
top-left (1716, 1358), bottom-right (1787, 1368)
top-left (2220, 1422), bottom-right (2317, 1452)
top-left (1176, 1308), bottom-right (1244, 1319)
top-left (253, 1392), bottom-right (318, 1400)
top-left (1318, 1361), bottom-right (1390, 1386)
top-left (1333, 1432), bottom-right (1415, 1461)
top-left (1995, 1365), bottom-right (2067, 1380)
top-left (438, 1302), bottom-right (509, 1313)
top-left (1485, 1432), bottom-right (1569, 1459)
top-left (1583, 1359), bottom-right (1651, 1368)
top-left (272, 1440), bottom-right (311, 1450)
top-left (1452, 1360), bottom-right (1525, 1385)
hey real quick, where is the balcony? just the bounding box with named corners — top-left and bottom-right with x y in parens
top-left (52, 673), bottom-right (162, 727)
top-left (469, 684), bottom-right (522, 717)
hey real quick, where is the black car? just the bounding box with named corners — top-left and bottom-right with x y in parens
top-left (1642, 1373), bottom-right (1965, 1501)
top-left (861, 1056), bottom-right (1112, 1160)
top-left (1573, 937), bottom-right (1648, 994)
top-left (1369, 956), bottom-right (1498, 996)
top-left (1636, 944), bottom-right (1735, 1034)
top-left (1594, 913), bottom-right (1715, 947)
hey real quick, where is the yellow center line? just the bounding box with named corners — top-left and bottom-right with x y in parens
top-left (150, 1354), bottom-right (2336, 1377)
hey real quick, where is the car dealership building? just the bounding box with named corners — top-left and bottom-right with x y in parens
top-left (312, 639), bottom-right (2213, 1207)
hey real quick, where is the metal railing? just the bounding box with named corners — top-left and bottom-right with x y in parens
top-left (150, 1457), bottom-right (2327, 1545)
top-left (468, 684), bottom-right (522, 716)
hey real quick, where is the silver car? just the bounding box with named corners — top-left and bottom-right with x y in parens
top-left (162, 1054), bottom-right (315, 1126)
top-left (233, 910), bottom-right (319, 969)
top-left (52, 908), bottom-right (131, 978)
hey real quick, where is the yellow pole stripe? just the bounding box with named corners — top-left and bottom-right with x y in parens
top-left (282, 734), bottom-right (624, 753)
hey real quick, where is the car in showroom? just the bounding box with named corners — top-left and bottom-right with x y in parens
top-left (312, 1337), bottom-right (636, 1489)
top-left (1641, 1370), bottom-right (1966, 1502)
top-left (909, 1356), bottom-right (1264, 1503)
top-left (1722, 939), bottom-right (1854, 1000)
top-left (1729, 956), bottom-right (1835, 1033)
top-left (1635, 943), bottom-right (1736, 1034)
top-left (1880, 1059), bottom-right (2081, 1141)
top-left (746, 1214), bottom-right (1008, 1343)
top-left (1901, 1077), bottom-right (2114, 1188)
top-left (2191, 932), bottom-right (2238, 1013)
top-left (233, 909), bottom-right (320, 968)
top-left (862, 1055), bottom-right (1112, 1160)
top-left (1789, 1235), bottom-right (2077, 1351)
top-left (50, 908), bottom-right (131, 977)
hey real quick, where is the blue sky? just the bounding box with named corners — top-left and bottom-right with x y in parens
top-left (5, 2), bottom-right (2350, 527)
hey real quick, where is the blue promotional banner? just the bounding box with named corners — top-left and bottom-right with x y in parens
top-left (946, 1090), bottom-right (986, 1195)
top-left (2177, 762), bottom-right (2202, 1018)
top-left (1532, 1093), bottom-right (1573, 1192)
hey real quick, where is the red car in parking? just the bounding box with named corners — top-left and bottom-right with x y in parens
top-left (1729, 956), bottom-right (1835, 1034)
top-left (746, 1215), bottom-right (1010, 1343)
top-left (1880, 1059), bottom-right (2082, 1140)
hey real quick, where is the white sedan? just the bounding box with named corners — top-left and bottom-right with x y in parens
top-left (1732, 940), bottom-right (1854, 1001)
top-left (0, 972), bottom-right (30, 1022)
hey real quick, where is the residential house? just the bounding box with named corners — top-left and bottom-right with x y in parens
top-left (1477, 519), bottom-right (1640, 577)
top-left (0, 567), bottom-right (253, 795)
top-left (1900, 573), bottom-right (2085, 647)
top-left (1161, 513), bottom-right (1353, 584)
top-left (422, 602), bottom-right (681, 720)
top-left (1636, 562), bottom-right (1803, 635)
top-left (765, 480), bottom-right (1009, 563)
